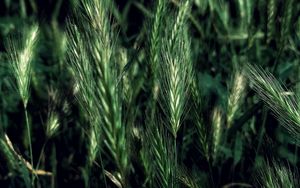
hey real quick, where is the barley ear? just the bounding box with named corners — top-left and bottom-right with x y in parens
top-left (8, 25), bottom-right (39, 108)
top-left (46, 112), bottom-right (60, 138)
top-left (67, 0), bottom-right (128, 185)
top-left (160, 0), bottom-right (192, 137)
top-left (147, 0), bottom-right (167, 122)
top-left (267, 0), bottom-right (276, 44)
top-left (149, 0), bottom-right (166, 79)
top-left (227, 70), bottom-right (246, 128)
top-left (245, 63), bottom-right (300, 140)
top-left (211, 106), bottom-right (223, 162)
top-left (280, 0), bottom-right (293, 46)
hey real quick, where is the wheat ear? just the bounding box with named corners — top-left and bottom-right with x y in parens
top-left (246, 64), bottom-right (300, 140)
top-left (160, 0), bottom-right (192, 137)
top-left (67, 0), bottom-right (128, 185)
top-left (227, 70), bottom-right (246, 128)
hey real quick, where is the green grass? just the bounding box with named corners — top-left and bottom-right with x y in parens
top-left (0, 0), bottom-right (300, 187)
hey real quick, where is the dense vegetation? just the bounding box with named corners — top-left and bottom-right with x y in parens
top-left (0, 0), bottom-right (300, 187)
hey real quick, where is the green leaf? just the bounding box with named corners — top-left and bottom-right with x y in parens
top-left (233, 134), bottom-right (243, 166)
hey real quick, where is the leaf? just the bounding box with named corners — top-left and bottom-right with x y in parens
top-left (233, 134), bottom-right (243, 166)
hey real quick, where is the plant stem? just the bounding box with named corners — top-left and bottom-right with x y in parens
top-left (24, 107), bottom-right (33, 178)
top-left (174, 136), bottom-right (177, 188)
top-left (208, 160), bottom-right (215, 188)
top-left (20, 0), bottom-right (27, 18)
top-left (255, 108), bottom-right (267, 161)
top-left (28, 0), bottom-right (37, 13)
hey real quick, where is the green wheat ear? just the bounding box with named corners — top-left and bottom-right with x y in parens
top-left (245, 64), bottom-right (300, 140)
top-left (159, 0), bottom-right (192, 138)
top-left (8, 25), bottom-right (39, 108)
top-left (67, 0), bottom-right (128, 186)
top-left (280, 0), bottom-right (293, 46)
top-left (227, 70), bottom-right (246, 128)
top-left (267, 0), bottom-right (276, 44)
top-left (211, 106), bottom-right (223, 162)
top-left (160, 30), bottom-right (193, 137)
top-left (149, 0), bottom-right (166, 79)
